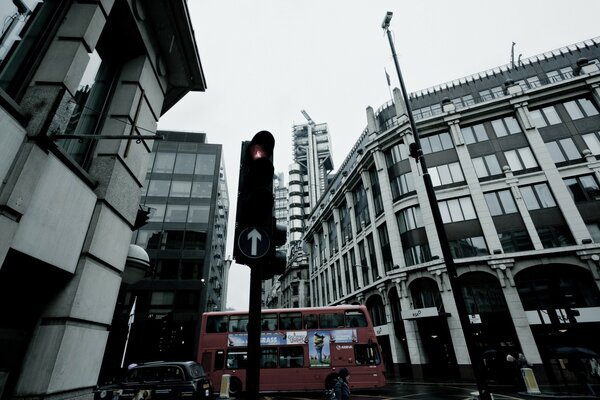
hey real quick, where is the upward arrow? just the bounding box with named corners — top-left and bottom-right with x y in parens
top-left (247, 229), bottom-right (262, 256)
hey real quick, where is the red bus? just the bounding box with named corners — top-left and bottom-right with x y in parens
top-left (197, 305), bottom-right (386, 395)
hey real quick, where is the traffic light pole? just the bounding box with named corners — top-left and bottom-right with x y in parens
top-left (246, 266), bottom-right (262, 400)
top-left (383, 13), bottom-right (492, 400)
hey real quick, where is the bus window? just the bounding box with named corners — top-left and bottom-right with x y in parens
top-left (207, 315), bottom-right (229, 333)
top-left (304, 314), bottom-right (318, 329)
top-left (227, 350), bottom-right (248, 369)
top-left (320, 313), bottom-right (344, 328)
top-left (345, 310), bottom-right (368, 327)
top-left (229, 315), bottom-right (248, 332)
top-left (260, 348), bottom-right (278, 368)
top-left (214, 350), bottom-right (224, 370)
top-left (279, 346), bottom-right (304, 368)
top-left (261, 313), bottom-right (278, 331)
top-left (355, 344), bottom-right (381, 365)
top-left (279, 312), bottom-right (301, 330)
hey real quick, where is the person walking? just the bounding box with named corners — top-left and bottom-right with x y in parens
top-left (334, 368), bottom-right (351, 400)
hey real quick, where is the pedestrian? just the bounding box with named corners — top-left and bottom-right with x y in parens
top-left (334, 368), bottom-right (351, 400)
top-left (517, 353), bottom-right (530, 369)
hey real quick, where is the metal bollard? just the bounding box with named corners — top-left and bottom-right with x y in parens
top-left (219, 374), bottom-right (231, 399)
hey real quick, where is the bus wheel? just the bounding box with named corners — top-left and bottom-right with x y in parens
top-left (229, 377), bottom-right (243, 396)
top-left (325, 373), bottom-right (339, 390)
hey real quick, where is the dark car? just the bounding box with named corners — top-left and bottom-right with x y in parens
top-left (94, 361), bottom-right (213, 399)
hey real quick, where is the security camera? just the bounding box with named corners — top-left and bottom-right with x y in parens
top-left (381, 11), bottom-right (393, 29)
top-left (13, 0), bottom-right (31, 15)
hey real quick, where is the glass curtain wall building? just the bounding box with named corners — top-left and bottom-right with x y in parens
top-left (304, 37), bottom-right (600, 388)
top-left (99, 131), bottom-right (229, 381)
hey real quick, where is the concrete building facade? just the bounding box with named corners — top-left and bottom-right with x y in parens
top-left (304, 38), bottom-right (600, 388)
top-left (0, 1), bottom-right (205, 398)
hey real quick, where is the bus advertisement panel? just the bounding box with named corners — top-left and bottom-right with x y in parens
top-left (197, 305), bottom-right (385, 395)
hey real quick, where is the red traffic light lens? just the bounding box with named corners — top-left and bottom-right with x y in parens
top-left (249, 143), bottom-right (268, 160)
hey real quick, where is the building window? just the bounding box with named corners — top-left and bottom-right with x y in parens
top-left (154, 153), bottom-right (176, 173)
top-left (366, 235), bottom-right (377, 283)
top-left (195, 154), bottom-right (216, 175)
top-left (0, 0), bottom-right (54, 99)
top-left (391, 172), bottom-right (415, 199)
top-left (385, 142), bottom-right (409, 165)
top-left (404, 244), bottom-right (432, 267)
top-left (504, 147), bottom-right (538, 171)
top-left (472, 154), bottom-right (502, 178)
top-left (537, 226), bottom-right (575, 248)
top-left (146, 203), bottom-right (166, 222)
top-left (529, 105), bottom-right (561, 128)
top-left (545, 138), bottom-right (581, 163)
top-left (498, 230), bottom-right (534, 253)
top-left (187, 205), bottom-right (210, 223)
top-left (428, 162), bottom-right (464, 186)
top-left (369, 168), bottom-right (384, 216)
top-left (191, 181), bottom-right (213, 198)
top-left (449, 236), bottom-right (487, 258)
top-left (520, 183), bottom-right (556, 210)
top-left (353, 183), bottom-right (370, 231)
top-left (377, 224), bottom-right (393, 273)
top-left (563, 98), bottom-right (599, 120)
top-left (564, 175), bottom-right (600, 202)
top-left (582, 132), bottom-right (600, 155)
top-left (168, 181), bottom-right (191, 198)
top-left (147, 179), bottom-right (171, 197)
top-left (397, 206), bottom-right (423, 233)
top-left (165, 205), bottom-right (188, 223)
top-left (484, 190), bottom-right (518, 216)
top-left (438, 196), bottom-right (477, 223)
top-left (174, 153), bottom-right (196, 174)
top-left (461, 123), bottom-right (488, 144)
top-left (328, 217), bottom-right (338, 256)
top-left (421, 131), bottom-right (454, 154)
top-left (491, 116), bottom-right (521, 137)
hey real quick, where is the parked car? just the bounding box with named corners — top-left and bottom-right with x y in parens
top-left (94, 361), bottom-right (213, 399)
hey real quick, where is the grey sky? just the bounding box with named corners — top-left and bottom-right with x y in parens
top-left (157, 0), bottom-right (600, 310)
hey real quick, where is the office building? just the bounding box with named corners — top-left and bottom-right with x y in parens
top-left (0, 1), bottom-right (205, 398)
top-left (305, 37), bottom-right (600, 386)
top-left (99, 130), bottom-right (230, 380)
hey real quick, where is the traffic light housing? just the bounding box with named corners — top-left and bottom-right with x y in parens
top-left (234, 131), bottom-right (287, 279)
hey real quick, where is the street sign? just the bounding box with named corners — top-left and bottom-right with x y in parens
top-left (237, 227), bottom-right (270, 259)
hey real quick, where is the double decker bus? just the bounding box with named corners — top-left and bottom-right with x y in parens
top-left (197, 305), bottom-right (385, 395)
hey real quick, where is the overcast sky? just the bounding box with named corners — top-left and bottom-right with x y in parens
top-left (157, 0), bottom-right (600, 311)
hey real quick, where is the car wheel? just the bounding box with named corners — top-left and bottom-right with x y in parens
top-left (229, 377), bottom-right (242, 396)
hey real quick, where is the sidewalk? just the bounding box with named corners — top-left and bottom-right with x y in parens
top-left (386, 376), bottom-right (600, 399)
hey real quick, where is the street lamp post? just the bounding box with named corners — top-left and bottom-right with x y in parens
top-left (381, 11), bottom-right (492, 400)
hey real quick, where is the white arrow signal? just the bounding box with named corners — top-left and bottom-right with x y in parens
top-left (247, 228), bottom-right (262, 256)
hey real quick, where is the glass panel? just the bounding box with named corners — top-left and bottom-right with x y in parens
top-left (580, 98), bottom-right (599, 116)
top-left (279, 312), bottom-right (302, 330)
top-left (447, 198), bottom-right (462, 222)
top-left (564, 101), bottom-right (584, 120)
top-left (174, 153), bottom-right (195, 174)
top-left (165, 204), bottom-right (188, 222)
top-left (460, 197), bottom-right (476, 220)
top-left (461, 127), bottom-right (475, 144)
top-left (147, 179), bottom-right (171, 196)
top-left (505, 117), bottom-right (521, 133)
top-left (195, 154), bottom-right (216, 175)
top-left (473, 124), bottom-right (488, 141)
top-left (534, 184), bottom-right (556, 208)
top-left (169, 180), bottom-right (191, 197)
top-left (192, 181), bottom-right (213, 198)
top-left (491, 119), bottom-right (507, 137)
top-left (520, 186), bottom-right (540, 210)
top-left (260, 314), bottom-right (278, 331)
top-left (428, 167), bottom-right (441, 186)
top-left (485, 154), bottom-right (502, 175)
top-left (543, 106), bottom-right (561, 125)
top-left (498, 190), bottom-right (517, 214)
top-left (546, 142), bottom-right (565, 163)
top-left (188, 205), bottom-right (210, 223)
top-left (583, 133), bottom-right (600, 154)
top-left (485, 193), bottom-right (503, 216)
top-left (438, 201), bottom-right (451, 223)
top-left (529, 109), bottom-right (546, 128)
top-left (472, 157), bottom-right (486, 178)
top-left (518, 147), bottom-right (537, 169)
top-left (438, 164), bottom-right (452, 184)
top-left (429, 134), bottom-right (443, 152)
top-left (146, 203), bottom-right (166, 222)
top-left (154, 153), bottom-right (175, 173)
top-left (449, 162), bottom-right (464, 182)
top-left (439, 132), bottom-right (453, 149)
top-left (559, 138), bottom-right (580, 160)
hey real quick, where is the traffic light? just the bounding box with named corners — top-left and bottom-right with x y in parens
top-left (132, 205), bottom-right (152, 231)
top-left (233, 131), bottom-right (287, 279)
